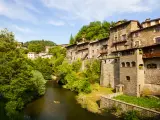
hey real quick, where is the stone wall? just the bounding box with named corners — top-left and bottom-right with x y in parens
top-left (143, 84), bottom-right (160, 95)
top-left (100, 58), bottom-right (120, 88)
top-left (120, 53), bottom-right (138, 96)
top-left (100, 96), bottom-right (160, 118)
top-left (131, 25), bottom-right (160, 48)
top-left (144, 58), bottom-right (160, 85)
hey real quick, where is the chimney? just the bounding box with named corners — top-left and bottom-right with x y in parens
top-left (145, 18), bottom-right (150, 22)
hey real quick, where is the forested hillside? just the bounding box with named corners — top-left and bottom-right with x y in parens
top-left (70, 20), bottom-right (128, 44)
top-left (24, 40), bottom-right (56, 53)
top-left (69, 21), bottom-right (115, 44)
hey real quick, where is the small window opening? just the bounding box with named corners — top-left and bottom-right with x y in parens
top-left (147, 64), bottom-right (157, 69)
top-left (139, 49), bottom-right (143, 54)
top-left (126, 62), bottom-right (130, 67)
top-left (121, 62), bottom-right (125, 67)
top-left (126, 76), bottom-right (130, 81)
top-left (139, 64), bottom-right (143, 70)
top-left (131, 62), bottom-right (136, 67)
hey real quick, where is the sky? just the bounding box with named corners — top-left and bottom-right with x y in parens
top-left (0, 0), bottom-right (159, 44)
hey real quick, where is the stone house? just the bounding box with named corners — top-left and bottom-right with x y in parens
top-left (89, 38), bottom-right (108, 59)
top-left (66, 18), bottom-right (160, 97)
top-left (45, 46), bottom-right (53, 53)
top-left (66, 44), bottom-right (77, 63)
top-left (27, 52), bottom-right (38, 59)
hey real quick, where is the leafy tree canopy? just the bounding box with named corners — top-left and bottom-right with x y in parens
top-left (73, 21), bottom-right (113, 43)
top-left (71, 20), bottom-right (129, 44)
top-left (24, 40), bottom-right (56, 53)
top-left (0, 29), bottom-right (46, 117)
top-left (69, 34), bottom-right (75, 44)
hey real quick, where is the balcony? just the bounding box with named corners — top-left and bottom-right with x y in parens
top-left (77, 46), bottom-right (88, 51)
top-left (112, 39), bottom-right (127, 45)
top-left (100, 50), bottom-right (108, 54)
top-left (143, 52), bottom-right (160, 58)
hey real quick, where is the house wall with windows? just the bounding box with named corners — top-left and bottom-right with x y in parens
top-left (119, 50), bottom-right (138, 96)
top-left (66, 18), bottom-right (160, 97)
top-left (144, 58), bottom-right (160, 85)
top-left (131, 25), bottom-right (160, 48)
top-left (109, 21), bottom-right (140, 53)
top-left (76, 42), bottom-right (89, 60)
top-left (66, 44), bottom-right (77, 62)
top-left (89, 39), bottom-right (108, 59)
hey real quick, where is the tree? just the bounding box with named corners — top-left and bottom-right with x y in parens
top-left (73, 21), bottom-right (111, 44)
top-left (32, 58), bottom-right (53, 80)
top-left (69, 34), bottom-right (75, 44)
top-left (0, 29), bottom-right (46, 117)
top-left (24, 40), bottom-right (56, 53)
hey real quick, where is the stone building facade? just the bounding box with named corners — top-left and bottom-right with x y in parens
top-left (66, 18), bottom-right (160, 97)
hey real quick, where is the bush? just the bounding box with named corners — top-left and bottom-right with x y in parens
top-left (142, 88), bottom-right (151, 97)
top-left (121, 111), bottom-right (140, 120)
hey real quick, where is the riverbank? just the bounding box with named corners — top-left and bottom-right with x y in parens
top-left (76, 83), bottom-right (113, 114)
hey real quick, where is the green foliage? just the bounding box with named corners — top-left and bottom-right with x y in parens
top-left (24, 40), bottom-right (56, 53)
top-left (58, 59), bottom-right (101, 93)
top-left (69, 34), bottom-right (75, 44)
top-left (49, 46), bottom-right (66, 76)
top-left (30, 70), bottom-right (46, 95)
top-left (32, 58), bottom-right (53, 80)
top-left (114, 95), bottom-right (160, 110)
top-left (72, 59), bottom-right (82, 72)
top-left (0, 29), bottom-right (46, 117)
top-left (73, 21), bottom-right (113, 43)
top-left (121, 111), bottom-right (140, 120)
top-left (83, 60), bottom-right (101, 83)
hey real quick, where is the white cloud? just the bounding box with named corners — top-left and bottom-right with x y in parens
top-left (48, 20), bottom-right (65, 26)
top-left (42, 0), bottom-right (160, 21)
top-left (12, 25), bottom-right (32, 33)
top-left (13, 0), bottom-right (41, 13)
top-left (0, 0), bottom-right (37, 22)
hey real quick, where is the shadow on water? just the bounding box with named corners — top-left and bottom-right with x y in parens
top-left (2, 81), bottom-right (118, 120)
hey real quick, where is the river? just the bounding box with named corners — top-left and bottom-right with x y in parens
top-left (1, 81), bottom-right (118, 120)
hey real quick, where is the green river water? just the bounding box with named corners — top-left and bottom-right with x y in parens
top-left (1, 81), bottom-right (118, 120)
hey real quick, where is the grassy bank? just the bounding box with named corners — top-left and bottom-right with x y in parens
top-left (114, 95), bottom-right (160, 111)
top-left (76, 84), bottom-right (113, 113)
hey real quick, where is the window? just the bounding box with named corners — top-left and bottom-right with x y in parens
top-left (135, 32), bottom-right (139, 37)
top-left (147, 64), bottom-right (157, 69)
top-left (126, 62), bottom-right (130, 67)
top-left (121, 62), bottom-right (125, 67)
top-left (155, 37), bottom-right (160, 44)
top-left (139, 49), bottom-right (143, 54)
top-left (97, 49), bottom-right (99, 53)
top-left (135, 41), bottom-right (140, 47)
top-left (139, 64), bottom-right (143, 70)
top-left (131, 62), bottom-right (136, 67)
top-left (147, 22), bottom-right (151, 27)
top-left (126, 76), bottom-right (130, 81)
top-left (115, 37), bottom-right (117, 41)
top-left (155, 27), bottom-right (160, 32)
top-left (122, 34), bottom-right (127, 41)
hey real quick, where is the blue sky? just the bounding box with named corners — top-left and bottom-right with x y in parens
top-left (0, 0), bottom-right (159, 44)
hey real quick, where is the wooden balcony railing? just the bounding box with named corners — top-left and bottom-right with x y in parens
top-left (100, 50), bottom-right (108, 54)
top-left (143, 52), bottom-right (160, 58)
top-left (77, 46), bottom-right (88, 51)
top-left (112, 39), bottom-right (127, 44)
